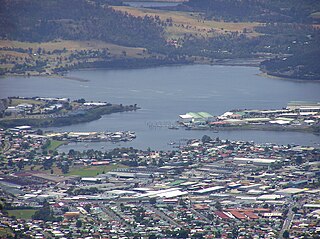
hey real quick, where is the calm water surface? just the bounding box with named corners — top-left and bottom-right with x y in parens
top-left (123, 1), bottom-right (181, 7)
top-left (1, 65), bottom-right (319, 151)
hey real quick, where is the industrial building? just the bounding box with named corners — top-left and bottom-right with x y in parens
top-left (179, 112), bottom-right (214, 124)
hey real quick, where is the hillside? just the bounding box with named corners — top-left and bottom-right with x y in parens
top-left (261, 50), bottom-right (320, 80)
top-left (0, 0), bottom-right (319, 80)
top-left (181, 0), bottom-right (320, 23)
top-left (0, 0), bottom-right (165, 49)
top-left (112, 6), bottom-right (261, 40)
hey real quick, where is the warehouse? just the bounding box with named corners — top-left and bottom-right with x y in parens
top-left (233, 157), bottom-right (281, 166)
top-left (179, 112), bottom-right (214, 124)
top-left (194, 186), bottom-right (225, 195)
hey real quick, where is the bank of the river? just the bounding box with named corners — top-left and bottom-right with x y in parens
top-left (258, 72), bottom-right (320, 83)
top-left (0, 104), bottom-right (139, 128)
top-left (188, 124), bottom-right (320, 134)
top-left (2, 65), bottom-right (320, 150)
top-left (2, 57), bottom-right (266, 83)
top-left (261, 70), bottom-right (320, 82)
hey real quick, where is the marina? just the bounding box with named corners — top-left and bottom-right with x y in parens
top-left (46, 131), bottom-right (136, 143)
top-left (178, 102), bottom-right (320, 132)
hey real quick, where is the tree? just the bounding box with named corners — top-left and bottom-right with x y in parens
top-left (232, 227), bottom-right (238, 239)
top-left (61, 161), bottom-right (69, 174)
top-left (76, 219), bottom-right (82, 228)
top-left (176, 229), bottom-right (189, 238)
top-left (149, 197), bottom-right (157, 204)
top-left (215, 201), bottom-right (222, 211)
top-left (158, 158), bottom-right (165, 167)
top-left (201, 135), bottom-right (211, 143)
top-left (32, 202), bottom-right (54, 221)
top-left (84, 204), bottom-right (91, 213)
top-left (295, 156), bottom-right (303, 165)
top-left (16, 160), bottom-right (24, 170)
top-left (43, 157), bottom-right (54, 170)
top-left (283, 230), bottom-right (290, 238)
top-left (61, 163), bottom-right (69, 174)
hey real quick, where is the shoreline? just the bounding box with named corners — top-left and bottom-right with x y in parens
top-left (0, 105), bottom-right (139, 129)
top-left (258, 72), bottom-right (320, 83)
top-left (2, 58), bottom-right (319, 84)
top-left (1, 58), bottom-right (261, 79)
top-left (186, 125), bottom-right (320, 134)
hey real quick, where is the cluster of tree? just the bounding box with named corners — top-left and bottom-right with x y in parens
top-left (261, 49), bottom-right (320, 80)
top-left (69, 49), bottom-right (111, 61)
top-left (0, 0), bottom-right (166, 49)
top-left (56, 57), bottom-right (191, 73)
top-left (255, 22), bottom-right (319, 36)
top-left (32, 201), bottom-right (62, 221)
top-left (0, 47), bottom-right (30, 53)
top-left (0, 99), bottom-right (8, 118)
top-left (181, 0), bottom-right (320, 23)
top-left (179, 21), bottom-right (319, 56)
top-left (0, 103), bottom-right (137, 128)
top-left (11, 60), bottom-right (47, 74)
top-left (179, 33), bottom-right (254, 59)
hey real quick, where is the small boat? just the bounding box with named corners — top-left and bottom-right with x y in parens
top-left (168, 125), bottom-right (179, 130)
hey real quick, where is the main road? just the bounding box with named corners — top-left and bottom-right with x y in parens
top-left (279, 202), bottom-right (296, 238)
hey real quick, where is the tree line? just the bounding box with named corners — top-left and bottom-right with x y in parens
top-left (181, 0), bottom-right (320, 23)
top-left (0, 0), bottom-right (166, 49)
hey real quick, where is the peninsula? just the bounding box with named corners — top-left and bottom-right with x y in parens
top-left (0, 97), bottom-right (138, 128)
top-left (179, 102), bottom-right (320, 133)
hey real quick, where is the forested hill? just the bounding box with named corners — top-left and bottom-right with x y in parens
top-left (1, 0), bottom-right (319, 80)
top-left (0, 0), bottom-right (165, 49)
top-left (183, 0), bottom-right (320, 23)
top-left (261, 50), bottom-right (320, 80)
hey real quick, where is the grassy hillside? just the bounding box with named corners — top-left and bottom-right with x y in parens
top-left (113, 6), bottom-right (261, 40)
top-left (0, 0), bottom-right (319, 80)
top-left (0, 0), bottom-right (165, 48)
top-left (0, 39), bottom-right (152, 74)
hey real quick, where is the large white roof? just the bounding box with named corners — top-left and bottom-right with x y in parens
top-left (195, 186), bottom-right (225, 194)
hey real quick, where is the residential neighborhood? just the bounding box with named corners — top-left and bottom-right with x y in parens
top-left (0, 126), bottom-right (319, 238)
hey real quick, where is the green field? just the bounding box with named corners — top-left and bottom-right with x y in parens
top-left (7, 209), bottom-right (37, 219)
top-left (45, 140), bottom-right (65, 151)
top-left (66, 164), bottom-right (128, 177)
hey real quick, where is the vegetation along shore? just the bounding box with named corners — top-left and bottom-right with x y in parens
top-left (1, 0), bottom-right (319, 80)
top-left (0, 97), bottom-right (139, 128)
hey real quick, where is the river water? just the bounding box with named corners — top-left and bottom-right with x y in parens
top-left (1, 65), bottom-right (319, 151)
top-left (123, 1), bottom-right (182, 8)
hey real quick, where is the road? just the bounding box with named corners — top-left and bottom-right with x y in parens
top-left (99, 203), bottom-right (132, 230)
top-left (279, 203), bottom-right (296, 238)
top-left (145, 204), bottom-right (182, 228)
top-left (189, 208), bottom-right (211, 223)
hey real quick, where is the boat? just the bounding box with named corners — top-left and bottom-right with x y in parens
top-left (168, 125), bottom-right (179, 130)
